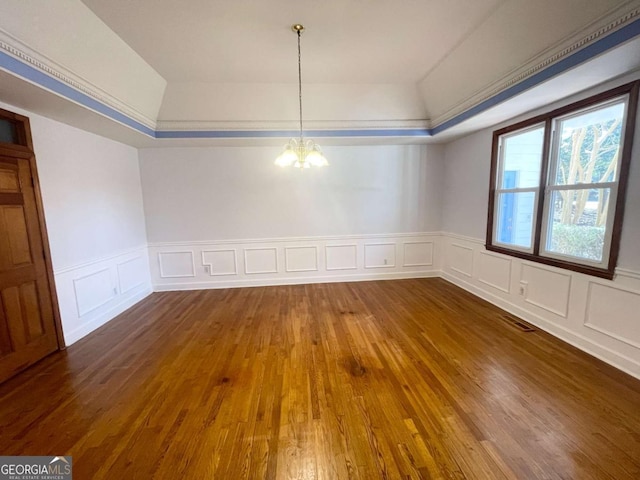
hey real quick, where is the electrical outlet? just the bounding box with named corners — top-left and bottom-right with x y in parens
top-left (113, 287), bottom-right (118, 295)
top-left (519, 281), bottom-right (528, 296)
top-left (384, 259), bottom-right (388, 265)
top-left (204, 265), bottom-right (210, 274)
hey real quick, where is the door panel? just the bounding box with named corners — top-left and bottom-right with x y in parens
top-left (0, 155), bottom-right (58, 382)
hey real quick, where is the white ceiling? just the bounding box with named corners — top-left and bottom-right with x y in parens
top-left (80, 0), bottom-right (504, 83)
top-left (0, 0), bottom-right (639, 147)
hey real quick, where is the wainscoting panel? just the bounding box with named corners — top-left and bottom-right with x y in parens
top-left (521, 263), bottom-right (571, 318)
top-left (285, 246), bottom-right (318, 273)
top-left (73, 268), bottom-right (114, 317)
top-left (117, 255), bottom-right (147, 294)
top-left (244, 248), bottom-right (278, 274)
top-left (448, 243), bottom-right (474, 277)
top-left (364, 243), bottom-right (396, 269)
top-left (478, 251), bottom-right (511, 293)
top-left (54, 246), bottom-right (152, 346)
top-left (149, 233), bottom-right (440, 291)
top-left (202, 249), bottom-right (237, 276)
top-left (440, 232), bottom-right (640, 379)
top-left (325, 245), bottom-right (357, 271)
top-left (158, 251), bottom-right (195, 278)
top-left (585, 282), bottom-right (640, 349)
top-left (403, 241), bottom-right (433, 267)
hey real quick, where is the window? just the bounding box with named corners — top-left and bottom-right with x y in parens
top-left (487, 81), bottom-right (639, 279)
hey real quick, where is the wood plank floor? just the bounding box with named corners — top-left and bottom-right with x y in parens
top-left (0, 278), bottom-right (639, 479)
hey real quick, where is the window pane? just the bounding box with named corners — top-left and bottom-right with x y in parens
top-left (496, 191), bottom-right (536, 248)
top-left (553, 102), bottom-right (625, 186)
top-left (501, 127), bottom-right (544, 188)
top-left (545, 188), bottom-right (610, 262)
top-left (0, 119), bottom-right (18, 144)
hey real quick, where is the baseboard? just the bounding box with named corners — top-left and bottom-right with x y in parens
top-left (441, 271), bottom-right (640, 380)
top-left (63, 286), bottom-right (152, 345)
top-left (154, 270), bottom-right (440, 292)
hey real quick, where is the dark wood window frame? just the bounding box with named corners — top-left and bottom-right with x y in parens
top-left (486, 81), bottom-right (639, 280)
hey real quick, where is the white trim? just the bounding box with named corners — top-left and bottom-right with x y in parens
top-left (72, 267), bottom-right (114, 317)
top-left (441, 232), bottom-right (484, 244)
top-left (53, 245), bottom-right (148, 275)
top-left (116, 255), bottom-right (145, 295)
top-left (429, 5), bottom-right (640, 127)
top-left (521, 263), bottom-right (572, 318)
top-left (158, 251), bottom-right (196, 278)
top-left (243, 247), bottom-right (278, 275)
top-left (0, 28), bottom-right (157, 130)
top-left (402, 241), bottom-right (434, 267)
top-left (154, 270), bottom-right (440, 292)
top-left (364, 243), bottom-right (396, 269)
top-left (157, 119), bottom-right (431, 132)
top-left (441, 270), bottom-right (640, 380)
top-left (477, 250), bottom-right (512, 293)
top-left (64, 287), bottom-right (152, 346)
top-left (284, 246), bottom-right (319, 273)
top-left (148, 232), bottom-right (438, 248)
top-left (201, 249), bottom-right (238, 276)
top-left (325, 244), bottom-right (358, 271)
top-left (615, 267), bottom-right (640, 281)
top-left (584, 281), bottom-right (640, 350)
top-left (448, 243), bottom-right (474, 277)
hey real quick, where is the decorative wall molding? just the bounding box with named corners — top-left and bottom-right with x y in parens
top-left (54, 246), bottom-right (152, 346)
top-left (430, 6), bottom-right (640, 131)
top-left (2, 8), bottom-right (639, 142)
top-left (448, 243), bottom-right (474, 277)
top-left (202, 249), bottom-right (238, 276)
top-left (156, 119), bottom-right (431, 132)
top-left (616, 267), bottom-right (640, 281)
top-left (521, 263), bottom-right (572, 318)
top-left (158, 251), bottom-right (195, 278)
top-left (149, 233), bottom-right (440, 290)
top-left (364, 243), bottom-right (396, 269)
top-left (244, 247), bottom-right (278, 275)
top-left (285, 246), bottom-right (319, 273)
top-left (402, 241), bottom-right (434, 267)
top-left (72, 267), bottom-right (115, 318)
top-left (325, 244), bottom-right (358, 271)
top-left (440, 232), bottom-right (640, 379)
top-left (53, 245), bottom-right (148, 275)
top-left (584, 281), bottom-right (640, 350)
top-left (148, 232), bottom-right (437, 248)
top-left (0, 28), bottom-right (157, 131)
top-left (477, 250), bottom-right (511, 293)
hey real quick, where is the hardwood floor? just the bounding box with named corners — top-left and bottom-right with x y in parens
top-left (0, 278), bottom-right (639, 479)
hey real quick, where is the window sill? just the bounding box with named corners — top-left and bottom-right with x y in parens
top-left (485, 244), bottom-right (614, 280)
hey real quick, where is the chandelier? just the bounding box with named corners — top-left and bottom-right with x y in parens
top-left (275, 24), bottom-right (328, 169)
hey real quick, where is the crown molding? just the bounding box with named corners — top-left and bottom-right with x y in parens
top-left (0, 27), bottom-right (157, 130)
top-left (156, 119), bottom-right (431, 132)
top-left (430, 4), bottom-right (640, 129)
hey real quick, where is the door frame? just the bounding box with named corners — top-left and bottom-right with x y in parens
top-left (0, 107), bottom-right (65, 350)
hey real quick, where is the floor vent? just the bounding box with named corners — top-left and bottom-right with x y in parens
top-left (499, 313), bottom-right (536, 332)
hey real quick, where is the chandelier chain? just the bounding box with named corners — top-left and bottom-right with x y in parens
top-left (297, 29), bottom-right (303, 142)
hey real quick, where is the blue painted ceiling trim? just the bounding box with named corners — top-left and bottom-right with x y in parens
top-left (431, 17), bottom-right (640, 135)
top-left (0, 50), bottom-right (156, 137)
top-left (154, 128), bottom-right (432, 139)
top-left (1, 17), bottom-right (639, 140)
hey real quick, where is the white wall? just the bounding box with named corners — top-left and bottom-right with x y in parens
top-left (440, 76), bottom-right (640, 378)
top-left (140, 144), bottom-right (443, 241)
top-left (140, 144), bottom-right (444, 289)
top-left (0, 101), bottom-right (152, 345)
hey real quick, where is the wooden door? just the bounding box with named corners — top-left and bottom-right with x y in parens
top-left (0, 110), bottom-right (61, 383)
